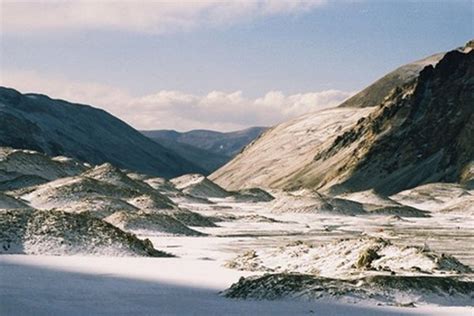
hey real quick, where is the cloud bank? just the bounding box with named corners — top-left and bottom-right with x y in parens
top-left (1, 0), bottom-right (326, 35)
top-left (1, 70), bottom-right (352, 131)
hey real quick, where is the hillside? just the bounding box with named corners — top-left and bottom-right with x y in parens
top-left (211, 43), bottom-right (473, 195)
top-left (0, 87), bottom-right (205, 178)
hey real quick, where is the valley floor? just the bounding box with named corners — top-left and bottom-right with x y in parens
top-left (1, 199), bottom-right (473, 315)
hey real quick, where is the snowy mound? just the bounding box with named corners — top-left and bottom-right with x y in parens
top-left (104, 211), bottom-right (205, 236)
top-left (20, 172), bottom-right (176, 211)
top-left (127, 194), bottom-right (175, 211)
top-left (143, 176), bottom-right (213, 204)
top-left (171, 174), bottom-right (231, 199)
top-left (391, 183), bottom-right (473, 212)
top-left (338, 190), bottom-right (429, 217)
top-left (0, 192), bottom-right (30, 209)
top-left (271, 189), bottom-right (428, 217)
top-left (231, 188), bottom-right (275, 202)
top-left (83, 164), bottom-right (177, 208)
top-left (20, 176), bottom-right (141, 209)
top-left (0, 147), bottom-right (86, 185)
top-left (17, 169), bottom-right (214, 233)
top-left (82, 163), bottom-right (155, 193)
top-left (163, 208), bottom-right (217, 227)
top-left (0, 209), bottom-right (171, 257)
top-left (271, 190), bottom-right (366, 215)
top-left (60, 197), bottom-right (140, 218)
top-left (337, 189), bottom-right (400, 206)
top-left (225, 273), bottom-right (474, 306)
top-left (144, 177), bottom-right (182, 195)
top-left (226, 237), bottom-right (471, 278)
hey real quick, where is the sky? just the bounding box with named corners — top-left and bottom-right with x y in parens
top-left (0, 0), bottom-right (472, 131)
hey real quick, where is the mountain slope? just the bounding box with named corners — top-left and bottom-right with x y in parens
top-left (211, 43), bottom-right (473, 195)
top-left (142, 127), bottom-right (267, 157)
top-left (210, 107), bottom-right (374, 190)
top-left (295, 47), bottom-right (473, 195)
top-left (0, 87), bottom-right (205, 178)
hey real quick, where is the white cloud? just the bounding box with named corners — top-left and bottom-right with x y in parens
top-left (0, 70), bottom-right (353, 131)
top-left (1, 0), bottom-right (326, 35)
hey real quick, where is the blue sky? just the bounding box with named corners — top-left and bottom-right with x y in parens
top-left (1, 0), bottom-right (472, 131)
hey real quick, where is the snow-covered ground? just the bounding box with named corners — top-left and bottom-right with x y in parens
top-left (1, 254), bottom-right (472, 315)
top-left (1, 199), bottom-right (473, 315)
top-left (1, 151), bottom-right (473, 315)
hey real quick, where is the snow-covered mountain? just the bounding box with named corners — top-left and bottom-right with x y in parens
top-left (0, 87), bottom-right (206, 178)
top-left (211, 42), bottom-right (473, 195)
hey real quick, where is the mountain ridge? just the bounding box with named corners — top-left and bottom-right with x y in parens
top-left (0, 86), bottom-right (205, 178)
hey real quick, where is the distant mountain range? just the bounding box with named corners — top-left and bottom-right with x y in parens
top-left (142, 127), bottom-right (267, 173)
top-left (211, 41), bottom-right (474, 195)
top-left (142, 127), bottom-right (267, 157)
